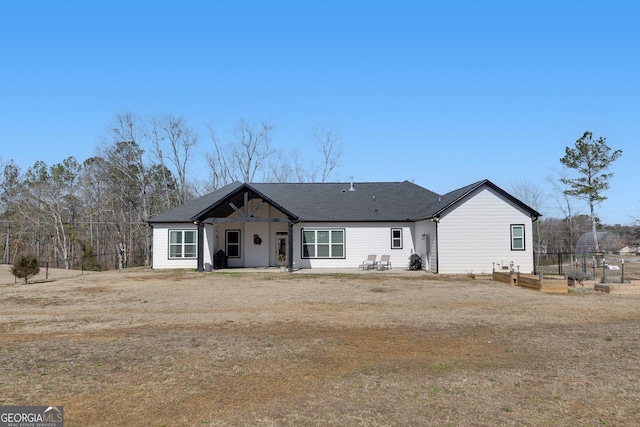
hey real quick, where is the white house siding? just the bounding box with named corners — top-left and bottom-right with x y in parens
top-left (292, 222), bottom-right (415, 270)
top-left (152, 223), bottom-right (199, 269)
top-left (213, 223), bottom-right (242, 268)
top-left (211, 202), bottom-right (289, 268)
top-left (436, 187), bottom-right (534, 274)
top-left (244, 222), bottom-right (270, 267)
top-left (414, 220), bottom-right (438, 272)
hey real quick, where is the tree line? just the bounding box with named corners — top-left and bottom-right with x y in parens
top-left (0, 112), bottom-right (343, 269)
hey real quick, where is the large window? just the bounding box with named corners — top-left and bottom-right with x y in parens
top-left (226, 230), bottom-right (241, 258)
top-left (391, 228), bottom-right (403, 249)
top-left (169, 230), bottom-right (197, 259)
top-left (511, 224), bottom-right (525, 251)
top-left (302, 229), bottom-right (345, 258)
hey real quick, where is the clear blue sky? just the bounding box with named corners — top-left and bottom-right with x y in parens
top-left (1, 1), bottom-right (638, 225)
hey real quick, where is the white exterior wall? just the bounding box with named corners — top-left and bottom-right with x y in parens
top-left (244, 222), bottom-right (270, 267)
top-left (292, 222), bottom-right (415, 270)
top-left (151, 223), bottom-right (199, 269)
top-left (414, 220), bottom-right (438, 272)
top-left (210, 201), bottom-right (289, 268)
top-left (153, 220), bottom-right (419, 270)
top-left (436, 187), bottom-right (535, 274)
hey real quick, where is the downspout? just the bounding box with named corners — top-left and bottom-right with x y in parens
top-left (431, 216), bottom-right (440, 274)
top-left (532, 214), bottom-right (539, 275)
top-left (435, 220), bottom-right (439, 274)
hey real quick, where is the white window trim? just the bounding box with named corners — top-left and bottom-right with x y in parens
top-left (168, 229), bottom-right (197, 259)
top-left (302, 228), bottom-right (346, 259)
top-left (391, 228), bottom-right (403, 249)
top-left (511, 224), bottom-right (525, 251)
top-left (226, 229), bottom-right (241, 258)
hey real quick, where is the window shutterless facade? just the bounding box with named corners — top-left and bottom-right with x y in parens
top-left (302, 229), bottom-right (345, 258)
top-left (226, 230), bottom-right (241, 258)
top-left (511, 224), bottom-right (525, 250)
top-left (169, 230), bottom-right (197, 259)
top-left (391, 228), bottom-right (403, 249)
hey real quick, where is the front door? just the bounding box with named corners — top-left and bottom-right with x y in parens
top-left (276, 232), bottom-right (288, 266)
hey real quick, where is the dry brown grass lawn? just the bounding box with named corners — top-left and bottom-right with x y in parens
top-left (1, 267), bottom-right (640, 426)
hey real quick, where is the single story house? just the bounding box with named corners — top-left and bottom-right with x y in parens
top-left (148, 179), bottom-right (541, 274)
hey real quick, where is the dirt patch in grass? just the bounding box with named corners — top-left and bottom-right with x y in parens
top-left (1, 268), bottom-right (640, 426)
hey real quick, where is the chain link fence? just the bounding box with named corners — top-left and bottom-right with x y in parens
top-left (39, 251), bottom-right (149, 274)
top-left (535, 252), bottom-right (636, 283)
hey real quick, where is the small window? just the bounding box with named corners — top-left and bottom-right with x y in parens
top-left (302, 229), bottom-right (345, 258)
top-left (226, 230), bottom-right (241, 258)
top-left (169, 230), bottom-right (197, 259)
top-left (511, 224), bottom-right (525, 251)
top-left (391, 228), bottom-right (403, 249)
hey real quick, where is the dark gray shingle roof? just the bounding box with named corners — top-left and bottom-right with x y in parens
top-left (148, 182), bottom-right (244, 223)
top-left (250, 181), bottom-right (441, 222)
top-left (148, 179), bottom-right (541, 224)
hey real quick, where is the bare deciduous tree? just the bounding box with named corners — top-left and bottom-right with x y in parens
top-left (265, 151), bottom-right (296, 183)
top-left (547, 169), bottom-right (580, 259)
top-left (233, 119), bottom-right (275, 183)
top-left (207, 119), bottom-right (275, 185)
top-left (264, 127), bottom-right (344, 184)
top-left (22, 157), bottom-right (81, 269)
top-left (147, 114), bottom-right (198, 206)
top-left (1, 160), bottom-right (22, 264)
top-left (205, 124), bottom-right (234, 190)
top-left (510, 179), bottom-right (546, 269)
top-left (102, 112), bottom-right (153, 268)
top-left (310, 127), bottom-right (343, 183)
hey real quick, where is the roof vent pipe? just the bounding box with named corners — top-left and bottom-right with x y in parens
top-left (349, 176), bottom-right (355, 191)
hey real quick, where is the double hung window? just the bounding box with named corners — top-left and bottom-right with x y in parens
top-left (302, 229), bottom-right (345, 258)
top-left (511, 224), bottom-right (525, 250)
top-left (226, 230), bottom-right (241, 258)
top-left (169, 230), bottom-right (197, 259)
top-left (391, 228), bottom-right (403, 249)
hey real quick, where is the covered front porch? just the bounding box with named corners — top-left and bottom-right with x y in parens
top-left (192, 184), bottom-right (298, 272)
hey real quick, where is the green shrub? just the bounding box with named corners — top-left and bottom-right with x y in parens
top-left (82, 245), bottom-right (99, 271)
top-left (11, 255), bottom-right (40, 284)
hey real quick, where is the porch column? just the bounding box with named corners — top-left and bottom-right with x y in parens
top-left (287, 220), bottom-right (294, 272)
top-left (196, 221), bottom-right (205, 272)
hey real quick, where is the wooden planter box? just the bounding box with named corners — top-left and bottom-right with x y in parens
top-left (595, 283), bottom-right (640, 294)
top-left (493, 272), bottom-right (567, 293)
